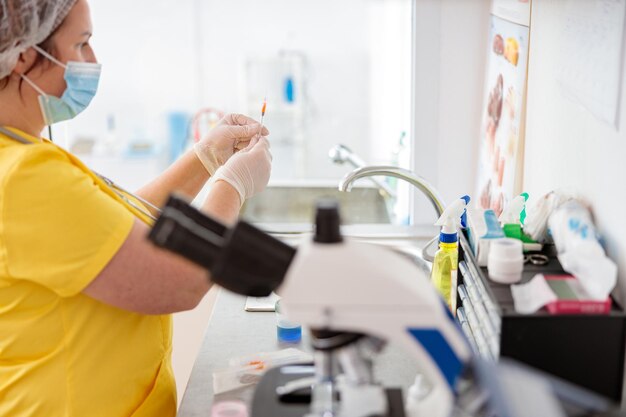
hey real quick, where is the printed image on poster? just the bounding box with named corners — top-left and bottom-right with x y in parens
top-left (476, 15), bottom-right (530, 216)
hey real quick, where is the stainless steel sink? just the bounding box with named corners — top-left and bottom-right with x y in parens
top-left (242, 182), bottom-right (436, 274)
top-left (259, 223), bottom-right (437, 275)
top-left (241, 183), bottom-right (392, 224)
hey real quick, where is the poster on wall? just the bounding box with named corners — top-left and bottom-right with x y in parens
top-left (476, 4), bottom-right (530, 217)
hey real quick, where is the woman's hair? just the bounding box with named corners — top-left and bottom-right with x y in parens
top-left (0, 27), bottom-right (59, 91)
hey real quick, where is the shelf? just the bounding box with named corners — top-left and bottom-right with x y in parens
top-left (457, 232), bottom-right (626, 402)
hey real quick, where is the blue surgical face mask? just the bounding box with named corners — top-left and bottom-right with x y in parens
top-left (20, 45), bottom-right (101, 125)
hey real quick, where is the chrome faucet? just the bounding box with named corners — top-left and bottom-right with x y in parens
top-left (339, 166), bottom-right (446, 262)
top-left (329, 144), bottom-right (368, 168)
top-left (338, 165), bottom-right (446, 219)
top-left (329, 145), bottom-right (396, 199)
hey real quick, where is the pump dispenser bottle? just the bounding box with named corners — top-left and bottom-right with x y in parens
top-left (430, 195), bottom-right (470, 313)
top-left (499, 193), bottom-right (541, 250)
top-left (499, 192), bottom-right (528, 239)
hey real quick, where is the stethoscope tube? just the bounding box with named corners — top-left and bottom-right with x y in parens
top-left (0, 126), bottom-right (161, 223)
top-left (94, 174), bottom-right (161, 222)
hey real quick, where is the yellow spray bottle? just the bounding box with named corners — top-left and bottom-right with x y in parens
top-left (430, 195), bottom-right (470, 314)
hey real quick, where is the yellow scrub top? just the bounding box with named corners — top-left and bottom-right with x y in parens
top-left (0, 128), bottom-right (176, 416)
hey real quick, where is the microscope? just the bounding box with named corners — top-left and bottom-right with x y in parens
top-left (148, 195), bottom-right (622, 417)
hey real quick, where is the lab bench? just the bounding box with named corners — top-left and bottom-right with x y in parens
top-left (178, 290), bottom-right (420, 417)
top-left (457, 233), bottom-right (626, 402)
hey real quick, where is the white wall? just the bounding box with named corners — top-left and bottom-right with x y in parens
top-left (70, 0), bottom-right (412, 185)
top-left (77, 0), bottom-right (201, 150)
top-left (368, 0), bottom-right (413, 166)
top-left (524, 0), bottom-right (626, 303)
top-left (411, 0), bottom-right (491, 223)
top-left (198, 0), bottom-right (371, 180)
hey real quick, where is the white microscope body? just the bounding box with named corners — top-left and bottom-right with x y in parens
top-left (279, 235), bottom-right (472, 417)
top-left (150, 196), bottom-right (622, 417)
top-left (148, 195), bottom-right (472, 416)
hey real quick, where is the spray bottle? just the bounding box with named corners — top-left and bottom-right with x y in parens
top-left (430, 195), bottom-right (470, 313)
top-left (499, 192), bottom-right (541, 250)
top-left (499, 193), bottom-right (528, 237)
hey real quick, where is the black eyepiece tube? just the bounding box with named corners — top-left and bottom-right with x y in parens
top-left (148, 195), bottom-right (296, 297)
top-left (148, 195), bottom-right (228, 270)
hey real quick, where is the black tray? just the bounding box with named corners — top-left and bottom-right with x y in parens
top-left (458, 232), bottom-right (626, 402)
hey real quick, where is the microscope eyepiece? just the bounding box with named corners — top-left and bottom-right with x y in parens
top-left (314, 199), bottom-right (343, 244)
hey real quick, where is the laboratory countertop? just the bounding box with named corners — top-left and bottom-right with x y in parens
top-left (177, 289), bottom-right (420, 417)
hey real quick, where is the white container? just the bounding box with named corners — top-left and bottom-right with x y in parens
top-left (548, 200), bottom-right (617, 300)
top-left (487, 238), bottom-right (524, 284)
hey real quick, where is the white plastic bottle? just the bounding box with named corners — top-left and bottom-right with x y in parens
top-left (548, 200), bottom-right (617, 300)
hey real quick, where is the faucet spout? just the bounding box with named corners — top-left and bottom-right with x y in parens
top-left (339, 166), bottom-right (446, 218)
top-left (329, 145), bottom-right (396, 200)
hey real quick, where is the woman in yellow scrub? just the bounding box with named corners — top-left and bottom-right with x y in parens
top-left (0, 0), bottom-right (273, 415)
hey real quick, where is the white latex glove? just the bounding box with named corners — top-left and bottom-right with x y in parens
top-left (211, 136), bottom-right (272, 205)
top-left (194, 113), bottom-right (269, 176)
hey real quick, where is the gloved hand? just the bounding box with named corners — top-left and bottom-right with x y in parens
top-left (211, 136), bottom-right (272, 205)
top-left (194, 113), bottom-right (269, 176)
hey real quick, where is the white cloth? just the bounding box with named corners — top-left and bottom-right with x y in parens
top-left (511, 274), bottom-right (557, 314)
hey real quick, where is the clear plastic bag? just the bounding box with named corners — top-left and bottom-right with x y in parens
top-left (213, 348), bottom-right (312, 394)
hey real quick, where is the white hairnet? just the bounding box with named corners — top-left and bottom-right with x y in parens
top-left (0, 0), bottom-right (78, 79)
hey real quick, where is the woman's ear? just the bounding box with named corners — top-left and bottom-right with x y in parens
top-left (12, 47), bottom-right (38, 76)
